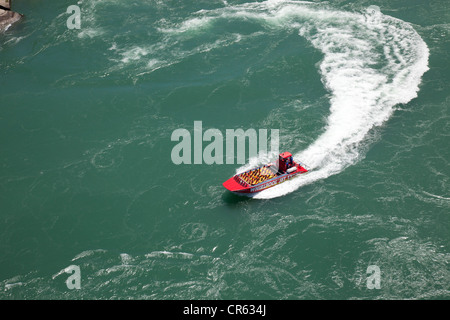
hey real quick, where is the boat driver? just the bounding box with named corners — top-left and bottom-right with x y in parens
top-left (286, 156), bottom-right (293, 169)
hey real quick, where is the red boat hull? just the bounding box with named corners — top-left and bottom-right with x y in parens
top-left (223, 163), bottom-right (308, 194)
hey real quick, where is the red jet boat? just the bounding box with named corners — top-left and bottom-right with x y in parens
top-left (223, 152), bottom-right (308, 194)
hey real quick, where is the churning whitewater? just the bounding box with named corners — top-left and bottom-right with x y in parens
top-left (157, 0), bottom-right (430, 199)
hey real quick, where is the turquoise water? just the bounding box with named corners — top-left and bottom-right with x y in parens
top-left (0, 0), bottom-right (449, 299)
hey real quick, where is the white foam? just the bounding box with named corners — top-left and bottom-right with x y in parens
top-left (108, 1), bottom-right (429, 199)
top-left (145, 251), bottom-right (195, 259)
top-left (72, 249), bottom-right (107, 261)
top-left (77, 28), bottom-right (105, 39)
top-left (208, 1), bottom-right (430, 199)
top-left (120, 46), bottom-right (150, 63)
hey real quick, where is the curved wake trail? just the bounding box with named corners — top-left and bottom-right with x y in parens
top-left (120, 1), bottom-right (429, 199)
top-left (195, 1), bottom-right (429, 199)
top-left (248, 3), bottom-right (429, 198)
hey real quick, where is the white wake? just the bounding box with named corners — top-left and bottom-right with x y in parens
top-left (135, 0), bottom-right (430, 198)
top-left (203, 1), bottom-right (430, 199)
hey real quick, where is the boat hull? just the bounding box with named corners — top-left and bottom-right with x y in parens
top-left (223, 164), bottom-right (308, 194)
